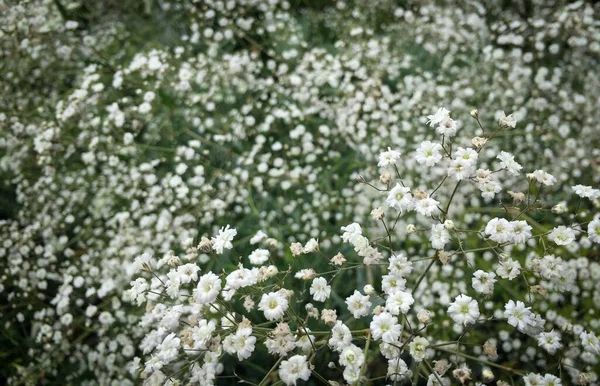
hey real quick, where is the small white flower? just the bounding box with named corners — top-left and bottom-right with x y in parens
top-left (303, 238), bottom-right (319, 253)
top-left (472, 270), bottom-right (496, 295)
top-left (497, 151), bottom-right (522, 176)
top-left (498, 111), bottom-right (517, 128)
top-left (378, 147), bottom-right (402, 167)
top-left (588, 219), bottom-right (600, 243)
top-left (430, 224), bottom-right (451, 250)
top-left (572, 185), bottom-right (600, 199)
top-left (248, 248), bottom-right (270, 265)
top-left (386, 184), bottom-right (415, 213)
top-left (447, 294), bottom-right (480, 325)
top-left (194, 272), bottom-right (222, 304)
top-left (409, 336), bottom-right (429, 362)
top-left (537, 330), bottom-right (562, 354)
top-left (258, 291), bottom-right (289, 321)
top-left (548, 226), bottom-right (576, 246)
top-left (387, 358), bottom-right (408, 381)
top-left (504, 300), bottom-right (534, 331)
top-left (278, 355), bottom-right (311, 386)
top-left (345, 290), bottom-right (371, 319)
top-left (370, 311), bottom-right (401, 343)
top-left (415, 141), bottom-right (443, 166)
top-left (309, 277), bottom-right (331, 302)
top-left (211, 225), bottom-right (237, 254)
top-left (427, 107), bottom-right (450, 127)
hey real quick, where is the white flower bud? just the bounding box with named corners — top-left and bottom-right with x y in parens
top-left (443, 220), bottom-right (455, 230)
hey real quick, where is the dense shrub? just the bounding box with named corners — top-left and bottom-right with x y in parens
top-left (0, 1), bottom-right (599, 385)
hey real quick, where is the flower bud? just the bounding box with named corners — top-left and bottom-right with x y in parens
top-left (320, 309), bottom-right (337, 325)
top-left (507, 190), bottom-right (525, 204)
top-left (470, 109), bottom-right (479, 119)
top-left (483, 339), bottom-right (498, 358)
top-left (482, 369), bottom-right (495, 382)
top-left (443, 220), bottom-right (455, 230)
top-left (452, 366), bottom-right (472, 385)
top-left (371, 207), bottom-right (384, 220)
top-left (356, 174), bottom-right (366, 183)
top-left (433, 360), bottom-right (451, 376)
top-left (417, 309), bottom-right (433, 324)
top-left (198, 237), bottom-right (213, 252)
top-left (379, 172), bottom-right (391, 185)
top-left (331, 252), bottom-right (346, 266)
top-left (372, 305), bottom-right (385, 315)
top-left (579, 372), bottom-right (590, 385)
top-left (406, 224), bottom-right (417, 234)
top-left (471, 136), bottom-right (487, 148)
top-left (552, 203), bottom-right (568, 214)
top-left (290, 242), bottom-right (303, 256)
top-left (363, 284), bottom-right (375, 295)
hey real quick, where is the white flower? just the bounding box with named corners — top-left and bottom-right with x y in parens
top-left (588, 219), bottom-right (600, 243)
top-left (378, 147), bottom-right (402, 167)
top-left (498, 111), bottom-right (517, 128)
top-left (258, 291), bottom-right (289, 321)
top-left (194, 272), bottom-right (222, 304)
top-left (278, 355), bottom-right (311, 386)
top-left (415, 197), bottom-right (441, 217)
top-left (548, 226), bottom-right (576, 246)
top-left (537, 330), bottom-right (562, 354)
top-left (157, 333), bottom-right (180, 364)
top-left (129, 278), bottom-right (149, 305)
top-left (211, 225), bottom-right (237, 254)
top-left (339, 344), bottom-right (365, 368)
top-left (471, 270), bottom-right (496, 295)
top-left (303, 238), bottom-right (319, 253)
top-left (381, 274), bottom-right (407, 295)
top-left (343, 366), bottom-right (360, 383)
top-left (454, 147), bottom-right (478, 166)
top-left (309, 277), bottom-right (331, 302)
top-left (415, 141), bottom-right (443, 166)
top-left (430, 224), bottom-right (451, 250)
top-left (341, 222), bottom-right (362, 243)
top-left (388, 254), bottom-right (413, 277)
top-left (248, 248), bottom-right (270, 265)
top-left (385, 290), bottom-right (414, 315)
top-left (345, 290), bottom-right (371, 319)
top-left (191, 319), bottom-right (216, 350)
top-left (329, 321), bottom-right (352, 352)
top-left (386, 184), bottom-right (415, 213)
top-left (496, 258), bottom-right (521, 280)
top-left (427, 107), bottom-right (450, 127)
top-left (409, 336), bottom-right (429, 362)
top-left (484, 218), bottom-right (513, 244)
top-left (478, 180), bottom-right (502, 199)
top-left (528, 170), bottom-right (557, 186)
top-left (250, 230), bottom-right (268, 244)
top-left (447, 158), bottom-right (474, 180)
top-left (387, 358), bottom-right (408, 381)
top-left (225, 266), bottom-right (258, 290)
top-left (497, 151), bottom-right (522, 176)
top-left (572, 185), bottom-right (600, 199)
top-left (223, 327), bottom-right (257, 361)
top-left (447, 294), bottom-right (480, 325)
top-left (511, 220), bottom-right (532, 244)
top-left (580, 331), bottom-right (600, 354)
top-left (504, 300), bottom-right (534, 331)
top-left (370, 311), bottom-right (401, 343)
top-left (436, 116), bottom-right (458, 137)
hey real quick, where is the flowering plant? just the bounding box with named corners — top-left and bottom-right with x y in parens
top-left (129, 108), bottom-right (600, 385)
